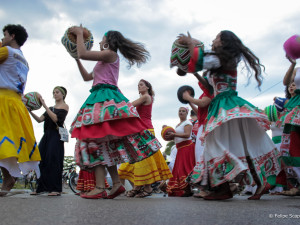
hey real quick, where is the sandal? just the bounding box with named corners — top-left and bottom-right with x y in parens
top-left (135, 189), bottom-right (152, 198)
top-left (126, 189), bottom-right (141, 197)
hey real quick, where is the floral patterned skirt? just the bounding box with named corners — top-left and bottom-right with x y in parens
top-left (189, 118), bottom-right (280, 188)
top-left (71, 84), bottom-right (161, 168)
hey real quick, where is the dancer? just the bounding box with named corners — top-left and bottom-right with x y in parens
top-left (179, 31), bottom-right (280, 200)
top-left (0, 24), bottom-right (41, 196)
top-left (118, 79), bottom-right (172, 198)
top-left (29, 86), bottom-right (68, 196)
top-left (69, 27), bottom-right (161, 199)
top-left (280, 56), bottom-right (300, 196)
top-left (182, 72), bottom-right (213, 197)
top-left (165, 107), bottom-right (196, 197)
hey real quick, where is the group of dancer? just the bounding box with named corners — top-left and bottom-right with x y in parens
top-left (0, 24), bottom-right (299, 201)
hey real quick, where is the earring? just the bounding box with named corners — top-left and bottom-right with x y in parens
top-left (103, 43), bottom-right (109, 50)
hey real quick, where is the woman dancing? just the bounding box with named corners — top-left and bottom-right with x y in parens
top-left (0, 24), bottom-right (40, 196)
top-left (165, 106), bottom-right (195, 197)
top-left (179, 30), bottom-right (280, 200)
top-left (118, 79), bottom-right (172, 198)
top-left (69, 27), bottom-right (161, 199)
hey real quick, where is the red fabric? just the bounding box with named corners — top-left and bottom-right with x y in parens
top-left (275, 170), bottom-right (287, 186)
top-left (187, 47), bottom-right (199, 73)
top-left (136, 100), bottom-right (153, 129)
top-left (197, 82), bottom-right (213, 126)
top-left (76, 170), bottom-right (110, 192)
top-left (289, 131), bottom-right (300, 157)
top-left (167, 140), bottom-right (195, 196)
top-left (71, 117), bottom-right (147, 139)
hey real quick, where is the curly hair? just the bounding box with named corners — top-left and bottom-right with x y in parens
top-left (105, 31), bottom-right (150, 68)
top-left (139, 79), bottom-right (155, 98)
top-left (213, 30), bottom-right (265, 87)
top-left (3, 24), bottom-right (28, 46)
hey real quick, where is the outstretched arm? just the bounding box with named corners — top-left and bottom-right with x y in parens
top-left (193, 72), bottom-right (209, 90)
top-left (29, 111), bottom-right (45, 123)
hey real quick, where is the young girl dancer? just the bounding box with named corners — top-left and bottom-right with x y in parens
top-left (178, 31), bottom-right (280, 200)
top-left (69, 27), bottom-right (161, 199)
top-left (118, 79), bottom-right (172, 198)
top-left (280, 57), bottom-right (300, 196)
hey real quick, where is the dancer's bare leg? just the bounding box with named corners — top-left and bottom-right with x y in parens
top-left (107, 165), bottom-right (123, 195)
top-left (85, 165), bottom-right (106, 196)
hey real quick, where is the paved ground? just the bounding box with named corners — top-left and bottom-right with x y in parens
top-left (0, 189), bottom-right (299, 225)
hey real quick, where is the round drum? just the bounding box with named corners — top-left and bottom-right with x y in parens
top-left (161, 126), bottom-right (176, 141)
top-left (283, 35), bottom-right (300, 60)
top-left (177, 85), bottom-right (195, 104)
top-left (22, 92), bottom-right (42, 111)
top-left (170, 40), bottom-right (190, 73)
top-left (61, 26), bottom-right (94, 59)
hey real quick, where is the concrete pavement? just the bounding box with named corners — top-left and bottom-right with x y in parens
top-left (0, 190), bottom-right (299, 225)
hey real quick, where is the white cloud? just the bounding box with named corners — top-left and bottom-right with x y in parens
top-left (2, 0), bottom-right (300, 156)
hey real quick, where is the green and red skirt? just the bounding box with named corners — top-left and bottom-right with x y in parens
top-left (71, 84), bottom-right (161, 168)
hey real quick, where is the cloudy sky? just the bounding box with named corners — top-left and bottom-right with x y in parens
top-left (1, 0), bottom-right (300, 156)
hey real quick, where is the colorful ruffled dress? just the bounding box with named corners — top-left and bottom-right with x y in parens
top-left (187, 47), bottom-right (280, 188)
top-left (118, 99), bottom-right (172, 186)
top-left (0, 46), bottom-right (41, 177)
top-left (166, 120), bottom-right (195, 196)
top-left (280, 69), bottom-right (300, 189)
top-left (71, 57), bottom-right (161, 169)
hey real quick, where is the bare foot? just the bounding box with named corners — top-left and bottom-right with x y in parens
top-left (85, 187), bottom-right (105, 196)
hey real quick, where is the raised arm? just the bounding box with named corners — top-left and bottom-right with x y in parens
top-left (283, 56), bottom-right (297, 86)
top-left (75, 59), bottom-right (93, 81)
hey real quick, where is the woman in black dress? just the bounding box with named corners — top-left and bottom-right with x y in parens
top-left (30, 86), bottom-right (69, 196)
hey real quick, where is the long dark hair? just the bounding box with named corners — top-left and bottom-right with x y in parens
top-left (140, 79), bottom-right (155, 98)
top-left (214, 30), bottom-right (264, 87)
top-left (105, 31), bottom-right (150, 68)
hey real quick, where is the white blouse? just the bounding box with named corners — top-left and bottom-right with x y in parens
top-left (174, 120), bottom-right (193, 144)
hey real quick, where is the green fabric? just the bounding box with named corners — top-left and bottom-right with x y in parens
top-left (281, 156), bottom-right (300, 167)
top-left (195, 48), bottom-right (204, 72)
top-left (80, 84), bottom-right (129, 109)
top-left (272, 136), bottom-right (281, 144)
top-left (207, 89), bottom-right (259, 121)
top-left (284, 90), bottom-right (300, 110)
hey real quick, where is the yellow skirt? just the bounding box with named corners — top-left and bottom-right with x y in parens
top-left (0, 89), bottom-right (41, 176)
top-left (118, 129), bottom-right (172, 186)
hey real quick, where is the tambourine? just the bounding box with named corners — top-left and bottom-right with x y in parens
top-left (283, 35), bottom-right (300, 60)
top-left (177, 85), bottom-right (195, 104)
top-left (161, 126), bottom-right (175, 141)
top-left (170, 40), bottom-right (191, 75)
top-left (61, 26), bottom-right (94, 59)
top-left (22, 92), bottom-right (42, 111)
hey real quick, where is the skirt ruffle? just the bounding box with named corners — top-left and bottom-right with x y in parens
top-left (118, 128), bottom-right (172, 186)
top-left (166, 140), bottom-right (195, 196)
top-left (0, 89), bottom-right (41, 177)
top-left (189, 118), bottom-right (280, 188)
top-left (201, 90), bottom-right (270, 141)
